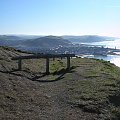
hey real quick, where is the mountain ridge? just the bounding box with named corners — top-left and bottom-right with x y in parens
top-left (22, 35), bottom-right (72, 48)
top-left (62, 35), bottom-right (116, 43)
top-left (0, 35), bottom-right (72, 49)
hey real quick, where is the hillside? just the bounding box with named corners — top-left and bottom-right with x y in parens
top-left (0, 35), bottom-right (116, 48)
top-left (22, 36), bottom-right (72, 48)
top-left (0, 46), bottom-right (120, 120)
top-left (0, 35), bottom-right (23, 41)
top-left (62, 35), bottom-right (115, 43)
top-left (0, 35), bottom-right (23, 46)
top-left (0, 35), bottom-right (72, 49)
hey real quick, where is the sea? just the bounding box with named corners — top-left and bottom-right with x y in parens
top-left (82, 39), bottom-right (120, 67)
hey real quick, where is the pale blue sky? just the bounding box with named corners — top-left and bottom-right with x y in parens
top-left (0, 0), bottom-right (120, 37)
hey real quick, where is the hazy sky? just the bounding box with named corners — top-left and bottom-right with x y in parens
top-left (0, 0), bottom-right (120, 37)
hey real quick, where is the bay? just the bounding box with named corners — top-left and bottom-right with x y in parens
top-left (82, 39), bottom-right (120, 67)
top-left (83, 55), bottom-right (120, 67)
top-left (89, 39), bottom-right (120, 49)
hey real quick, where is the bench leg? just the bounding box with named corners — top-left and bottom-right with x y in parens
top-left (46, 58), bottom-right (49, 74)
top-left (18, 59), bottom-right (22, 70)
top-left (67, 57), bottom-right (70, 70)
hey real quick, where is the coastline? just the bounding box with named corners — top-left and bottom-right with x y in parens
top-left (77, 54), bottom-right (120, 67)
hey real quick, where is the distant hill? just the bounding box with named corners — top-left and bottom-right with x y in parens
top-left (22, 36), bottom-right (72, 48)
top-left (0, 35), bottom-right (72, 49)
top-left (62, 35), bottom-right (116, 43)
top-left (0, 35), bottom-right (25, 46)
top-left (0, 35), bottom-right (117, 52)
top-left (0, 35), bottom-right (23, 41)
top-left (0, 35), bottom-right (41, 40)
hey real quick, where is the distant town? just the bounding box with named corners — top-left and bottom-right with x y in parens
top-left (27, 44), bottom-right (120, 56)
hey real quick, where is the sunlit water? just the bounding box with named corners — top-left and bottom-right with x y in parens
top-left (82, 55), bottom-right (120, 67)
top-left (82, 39), bottom-right (120, 67)
top-left (89, 39), bottom-right (120, 49)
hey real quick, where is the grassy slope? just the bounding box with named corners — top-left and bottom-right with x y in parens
top-left (0, 46), bottom-right (120, 120)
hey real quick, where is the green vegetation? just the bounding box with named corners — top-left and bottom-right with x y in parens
top-left (65, 58), bottom-right (120, 119)
top-left (50, 59), bottom-right (65, 73)
top-left (0, 46), bottom-right (120, 119)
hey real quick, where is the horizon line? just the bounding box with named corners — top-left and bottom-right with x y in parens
top-left (0, 34), bottom-right (119, 38)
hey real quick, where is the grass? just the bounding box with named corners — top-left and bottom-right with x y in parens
top-left (50, 59), bottom-right (66, 73)
top-left (62, 58), bottom-right (120, 119)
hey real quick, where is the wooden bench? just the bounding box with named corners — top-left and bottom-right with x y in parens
top-left (11, 54), bottom-right (75, 74)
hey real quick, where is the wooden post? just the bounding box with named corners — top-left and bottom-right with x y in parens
top-left (46, 58), bottom-right (50, 74)
top-left (18, 59), bottom-right (22, 70)
top-left (53, 57), bottom-right (55, 61)
top-left (67, 57), bottom-right (70, 70)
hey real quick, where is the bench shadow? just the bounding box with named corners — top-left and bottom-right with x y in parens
top-left (31, 66), bottom-right (76, 82)
top-left (108, 93), bottom-right (120, 107)
top-left (0, 66), bottom-right (77, 83)
top-left (31, 73), bottom-right (65, 82)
